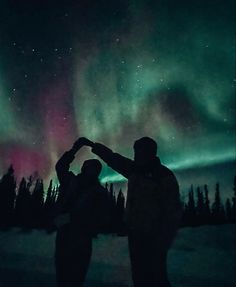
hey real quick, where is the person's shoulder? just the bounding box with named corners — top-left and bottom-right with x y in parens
top-left (160, 164), bottom-right (179, 190)
top-left (160, 164), bottom-right (177, 179)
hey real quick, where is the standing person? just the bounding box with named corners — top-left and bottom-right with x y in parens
top-left (54, 138), bottom-right (108, 287)
top-left (81, 136), bottom-right (182, 287)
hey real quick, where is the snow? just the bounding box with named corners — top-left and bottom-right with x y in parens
top-left (0, 225), bottom-right (235, 287)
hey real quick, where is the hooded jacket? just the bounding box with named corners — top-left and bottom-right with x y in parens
top-left (92, 143), bottom-right (182, 238)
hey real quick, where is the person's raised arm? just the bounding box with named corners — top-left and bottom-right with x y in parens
top-left (79, 137), bottom-right (134, 178)
top-left (55, 138), bottom-right (85, 185)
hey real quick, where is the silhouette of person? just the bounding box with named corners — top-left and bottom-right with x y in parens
top-left (82, 136), bottom-right (182, 287)
top-left (54, 138), bottom-right (108, 287)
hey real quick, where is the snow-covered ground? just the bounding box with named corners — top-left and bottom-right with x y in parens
top-left (0, 225), bottom-right (235, 287)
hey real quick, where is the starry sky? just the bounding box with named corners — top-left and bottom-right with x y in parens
top-left (0, 0), bottom-right (235, 197)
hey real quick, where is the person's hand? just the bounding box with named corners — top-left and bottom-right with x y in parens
top-left (80, 137), bottom-right (94, 147)
top-left (73, 137), bottom-right (94, 149)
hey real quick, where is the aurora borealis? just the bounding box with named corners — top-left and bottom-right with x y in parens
top-left (0, 0), bottom-right (235, 194)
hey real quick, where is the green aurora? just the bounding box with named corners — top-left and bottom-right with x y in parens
top-left (0, 0), bottom-right (235, 194)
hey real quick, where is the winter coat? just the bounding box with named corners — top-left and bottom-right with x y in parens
top-left (92, 143), bottom-right (182, 238)
top-left (55, 150), bottom-right (109, 235)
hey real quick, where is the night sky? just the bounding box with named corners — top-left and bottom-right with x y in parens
top-left (0, 0), bottom-right (235, 197)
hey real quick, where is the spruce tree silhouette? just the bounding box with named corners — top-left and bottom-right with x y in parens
top-left (44, 180), bottom-right (53, 210)
top-left (31, 178), bottom-right (44, 228)
top-left (44, 180), bottom-right (58, 231)
top-left (231, 176), bottom-right (236, 223)
top-left (196, 186), bottom-right (204, 225)
top-left (115, 189), bottom-right (126, 235)
top-left (186, 185), bottom-right (196, 226)
top-left (108, 183), bottom-right (117, 233)
top-left (14, 177), bottom-right (31, 228)
top-left (203, 184), bottom-right (211, 224)
top-left (225, 198), bottom-right (232, 223)
top-left (211, 183), bottom-right (226, 224)
top-left (181, 202), bottom-right (188, 227)
top-left (0, 165), bottom-right (16, 229)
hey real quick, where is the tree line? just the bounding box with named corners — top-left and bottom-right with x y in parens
top-left (0, 165), bottom-right (235, 233)
top-left (181, 180), bottom-right (236, 226)
top-left (0, 166), bottom-right (125, 234)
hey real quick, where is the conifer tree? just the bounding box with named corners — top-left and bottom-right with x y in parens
top-left (196, 186), bottom-right (204, 225)
top-left (14, 177), bottom-right (31, 228)
top-left (0, 165), bottom-right (16, 228)
top-left (203, 184), bottom-right (211, 224)
top-left (225, 198), bottom-right (232, 223)
top-left (109, 183), bottom-right (117, 233)
top-left (231, 176), bottom-right (236, 223)
top-left (116, 189), bottom-right (126, 235)
top-left (211, 183), bottom-right (225, 224)
top-left (44, 180), bottom-right (53, 210)
top-left (43, 180), bottom-right (58, 231)
top-left (31, 178), bottom-right (44, 228)
top-left (186, 185), bottom-right (196, 226)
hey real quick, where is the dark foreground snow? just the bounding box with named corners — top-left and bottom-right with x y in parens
top-left (0, 225), bottom-right (235, 287)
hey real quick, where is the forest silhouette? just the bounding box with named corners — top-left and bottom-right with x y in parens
top-left (0, 165), bottom-right (235, 232)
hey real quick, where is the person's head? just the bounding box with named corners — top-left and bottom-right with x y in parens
top-left (81, 159), bottom-right (102, 179)
top-left (133, 137), bottom-right (157, 165)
